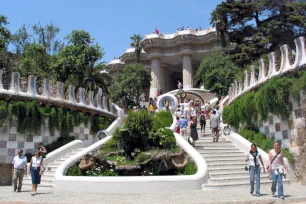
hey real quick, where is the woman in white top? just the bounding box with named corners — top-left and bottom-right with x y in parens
top-left (29, 151), bottom-right (44, 196)
top-left (245, 144), bottom-right (265, 197)
top-left (268, 142), bottom-right (287, 200)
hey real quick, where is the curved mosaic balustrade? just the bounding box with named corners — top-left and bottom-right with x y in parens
top-left (228, 36), bottom-right (306, 104)
top-left (0, 71), bottom-right (118, 118)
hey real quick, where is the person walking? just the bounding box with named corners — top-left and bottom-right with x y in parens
top-left (178, 115), bottom-right (188, 140)
top-left (12, 149), bottom-right (27, 192)
top-left (199, 111), bottom-right (206, 136)
top-left (38, 143), bottom-right (47, 158)
top-left (189, 116), bottom-right (199, 148)
top-left (210, 110), bottom-right (220, 142)
top-left (245, 144), bottom-right (266, 197)
top-left (175, 116), bottom-right (180, 134)
top-left (268, 142), bottom-right (287, 200)
top-left (29, 151), bottom-right (44, 195)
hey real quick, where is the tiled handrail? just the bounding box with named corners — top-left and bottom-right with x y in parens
top-left (0, 72), bottom-right (118, 118)
top-left (228, 36), bottom-right (306, 104)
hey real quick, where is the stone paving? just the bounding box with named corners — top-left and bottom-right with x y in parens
top-left (0, 183), bottom-right (305, 204)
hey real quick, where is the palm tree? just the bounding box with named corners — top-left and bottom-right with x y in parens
top-left (83, 62), bottom-right (112, 94)
top-left (130, 34), bottom-right (143, 63)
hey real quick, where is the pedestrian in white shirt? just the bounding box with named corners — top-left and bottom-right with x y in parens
top-left (12, 149), bottom-right (27, 192)
top-left (29, 151), bottom-right (44, 195)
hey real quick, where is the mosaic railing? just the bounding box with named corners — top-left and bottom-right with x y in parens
top-left (228, 36), bottom-right (306, 104)
top-left (0, 71), bottom-right (119, 118)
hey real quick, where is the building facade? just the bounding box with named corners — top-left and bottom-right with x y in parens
top-left (108, 28), bottom-right (221, 98)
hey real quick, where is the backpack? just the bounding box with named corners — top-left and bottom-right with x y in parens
top-left (200, 114), bottom-right (206, 122)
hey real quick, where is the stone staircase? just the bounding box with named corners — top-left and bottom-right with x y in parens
top-left (22, 147), bottom-right (85, 189)
top-left (196, 120), bottom-right (288, 189)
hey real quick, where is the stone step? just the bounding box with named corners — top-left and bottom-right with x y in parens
top-left (48, 163), bottom-right (61, 168)
top-left (23, 176), bottom-right (54, 182)
top-left (196, 147), bottom-right (240, 151)
top-left (208, 166), bottom-right (249, 173)
top-left (201, 154), bottom-right (246, 158)
top-left (208, 175), bottom-right (269, 184)
top-left (195, 141), bottom-right (233, 146)
top-left (197, 150), bottom-right (243, 154)
top-left (209, 171), bottom-right (266, 178)
top-left (22, 179), bottom-right (54, 187)
top-left (204, 180), bottom-right (289, 189)
top-left (208, 163), bottom-right (246, 169)
top-left (205, 159), bottom-right (247, 165)
top-left (61, 156), bottom-right (71, 159)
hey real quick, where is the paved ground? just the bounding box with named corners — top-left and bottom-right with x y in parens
top-left (0, 183), bottom-right (305, 204)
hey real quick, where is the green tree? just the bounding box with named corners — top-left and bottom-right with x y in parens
top-left (195, 49), bottom-right (240, 98)
top-left (11, 24), bottom-right (31, 54)
top-left (130, 34), bottom-right (143, 63)
top-left (110, 64), bottom-right (151, 109)
top-left (0, 15), bottom-right (11, 51)
top-left (211, 0), bottom-right (306, 67)
top-left (54, 30), bottom-right (103, 88)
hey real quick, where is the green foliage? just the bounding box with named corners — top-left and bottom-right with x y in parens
top-left (211, 0), bottom-right (306, 67)
top-left (0, 15), bottom-right (11, 51)
top-left (87, 168), bottom-right (118, 176)
top-left (135, 152), bottom-right (150, 163)
top-left (155, 111), bottom-right (173, 128)
top-left (130, 34), bottom-right (143, 63)
top-left (223, 74), bottom-right (305, 128)
top-left (110, 63), bottom-right (151, 108)
top-left (104, 128), bottom-right (122, 149)
top-left (156, 128), bottom-right (176, 149)
top-left (44, 136), bottom-right (75, 153)
top-left (65, 165), bottom-right (82, 176)
top-left (0, 100), bottom-right (110, 137)
top-left (195, 49), bottom-right (240, 97)
top-left (152, 117), bottom-right (164, 132)
top-left (239, 129), bottom-right (295, 164)
top-left (176, 161), bottom-right (197, 175)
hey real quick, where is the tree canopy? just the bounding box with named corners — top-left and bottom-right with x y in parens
top-left (130, 34), bottom-right (143, 63)
top-left (195, 49), bottom-right (240, 98)
top-left (0, 15), bottom-right (11, 51)
top-left (211, 0), bottom-right (306, 67)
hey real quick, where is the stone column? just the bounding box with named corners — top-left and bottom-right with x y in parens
top-left (180, 49), bottom-right (194, 89)
top-left (148, 53), bottom-right (162, 98)
top-left (160, 64), bottom-right (169, 93)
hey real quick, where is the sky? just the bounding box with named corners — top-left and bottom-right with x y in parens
top-left (1, 0), bottom-right (223, 63)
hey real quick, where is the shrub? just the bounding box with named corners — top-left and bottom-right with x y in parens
top-left (176, 161), bottom-right (197, 175)
top-left (156, 128), bottom-right (176, 150)
top-left (135, 152), bottom-right (150, 163)
top-left (45, 136), bottom-right (75, 154)
top-left (155, 111), bottom-right (173, 128)
top-left (104, 128), bottom-right (122, 149)
top-left (66, 165), bottom-right (81, 176)
top-left (152, 117), bottom-right (164, 132)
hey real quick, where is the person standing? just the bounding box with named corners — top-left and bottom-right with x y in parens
top-left (12, 149), bottom-right (27, 192)
top-left (29, 151), bottom-right (44, 195)
top-left (178, 115), bottom-right (188, 140)
top-left (175, 116), bottom-right (180, 134)
top-left (245, 144), bottom-right (266, 197)
top-left (210, 110), bottom-right (220, 142)
top-left (199, 111), bottom-right (206, 136)
top-left (38, 143), bottom-right (47, 158)
top-left (268, 142), bottom-right (287, 200)
top-left (189, 116), bottom-right (199, 148)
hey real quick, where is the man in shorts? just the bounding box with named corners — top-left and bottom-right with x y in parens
top-left (210, 110), bottom-right (220, 142)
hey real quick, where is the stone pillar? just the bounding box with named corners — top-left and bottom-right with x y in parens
top-left (148, 53), bottom-right (162, 98)
top-left (160, 64), bottom-right (169, 93)
top-left (180, 50), bottom-right (194, 89)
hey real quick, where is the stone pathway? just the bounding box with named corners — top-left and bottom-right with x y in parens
top-left (1, 183), bottom-right (305, 204)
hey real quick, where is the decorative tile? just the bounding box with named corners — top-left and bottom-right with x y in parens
top-left (258, 120), bottom-right (263, 127)
top-left (0, 156), bottom-right (5, 163)
top-left (33, 136), bottom-right (42, 143)
top-left (80, 127), bottom-right (84, 134)
top-left (273, 115), bottom-right (281, 123)
top-left (282, 139), bottom-right (290, 148)
top-left (264, 126), bottom-right (269, 135)
top-left (7, 141), bottom-right (17, 149)
top-left (73, 127), bottom-right (80, 134)
top-left (0, 126), bottom-right (8, 134)
top-left (269, 124), bottom-right (276, 133)
top-left (275, 131), bottom-right (282, 141)
top-left (6, 156), bottom-right (14, 163)
top-left (16, 134), bottom-right (25, 142)
top-left (8, 148), bottom-right (16, 156)
top-left (0, 148), bottom-right (7, 156)
top-left (84, 128), bottom-right (90, 135)
top-left (295, 109), bottom-right (303, 119)
top-left (79, 134), bottom-right (84, 140)
top-left (8, 134), bottom-right (17, 141)
top-left (84, 135), bottom-right (89, 140)
top-left (280, 120), bottom-right (289, 131)
top-left (295, 118), bottom-right (305, 129)
top-left (269, 116), bottom-right (273, 125)
top-left (42, 136), bottom-right (48, 144)
top-left (270, 133), bottom-right (275, 141)
top-left (18, 142), bottom-right (24, 149)
top-left (0, 141), bottom-right (7, 148)
top-left (259, 127), bottom-right (265, 134)
top-left (275, 123), bottom-right (281, 132)
top-left (24, 142), bottom-right (34, 149)
top-left (26, 135), bottom-right (33, 142)
top-left (288, 120), bottom-right (295, 129)
top-left (9, 126), bottom-right (17, 134)
top-left (25, 149), bottom-right (34, 155)
top-left (74, 134), bottom-right (79, 140)
top-left (282, 130), bottom-right (289, 139)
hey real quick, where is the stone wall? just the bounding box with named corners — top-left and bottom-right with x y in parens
top-left (0, 122), bottom-right (93, 164)
top-left (296, 98), bottom-right (306, 183)
top-left (0, 163), bottom-right (12, 186)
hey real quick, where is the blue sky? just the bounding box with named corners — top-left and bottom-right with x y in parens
top-left (2, 0), bottom-right (223, 62)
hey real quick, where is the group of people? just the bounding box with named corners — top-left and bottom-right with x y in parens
top-left (11, 142), bottom-right (47, 195)
top-left (175, 100), bottom-right (221, 147)
top-left (133, 97), bottom-right (157, 115)
top-left (176, 26), bottom-right (203, 32)
top-left (246, 142), bottom-right (287, 199)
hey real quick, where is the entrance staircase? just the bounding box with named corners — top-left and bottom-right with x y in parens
top-left (22, 147), bottom-right (85, 189)
top-left (196, 120), bottom-right (287, 189)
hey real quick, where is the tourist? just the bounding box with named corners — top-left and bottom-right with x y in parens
top-left (149, 101), bottom-right (155, 115)
top-left (199, 27), bottom-right (202, 31)
top-left (203, 102), bottom-right (209, 119)
top-left (268, 142), bottom-right (287, 200)
top-left (210, 110), bottom-right (220, 142)
top-left (196, 27), bottom-right (199, 32)
top-left (175, 116), bottom-right (180, 133)
top-left (187, 26), bottom-right (191, 30)
top-left (155, 28), bottom-right (159, 34)
top-left (199, 111), bottom-right (206, 136)
top-left (142, 105), bottom-right (148, 111)
top-left (38, 143), bottom-right (47, 158)
top-left (175, 105), bottom-right (182, 117)
top-left (178, 115), bottom-right (188, 140)
top-left (133, 106), bottom-right (137, 112)
top-left (245, 144), bottom-right (266, 197)
top-left (29, 151), bottom-right (44, 195)
top-left (12, 149), bottom-right (27, 192)
top-left (189, 116), bottom-right (198, 148)
top-left (176, 28), bottom-right (179, 32)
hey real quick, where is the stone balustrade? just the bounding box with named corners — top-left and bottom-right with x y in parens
top-left (0, 72), bottom-right (118, 118)
top-left (228, 36), bottom-right (306, 104)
